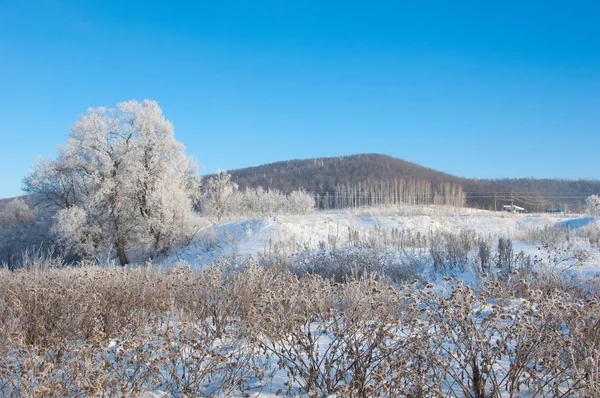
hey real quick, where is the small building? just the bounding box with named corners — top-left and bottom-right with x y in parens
top-left (503, 204), bottom-right (525, 213)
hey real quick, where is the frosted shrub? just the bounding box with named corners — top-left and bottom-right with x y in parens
top-left (0, 264), bottom-right (266, 396)
top-left (259, 245), bottom-right (425, 284)
top-left (429, 229), bottom-right (477, 273)
top-left (201, 171), bottom-right (315, 220)
top-left (578, 220), bottom-right (600, 248)
top-left (240, 187), bottom-right (315, 216)
top-left (0, 198), bottom-right (34, 227)
top-left (201, 170), bottom-right (239, 222)
top-left (585, 194), bottom-right (600, 217)
top-left (287, 248), bottom-right (391, 283)
top-left (436, 277), bottom-right (587, 397)
top-left (244, 273), bottom-right (437, 396)
top-left (285, 189), bottom-right (316, 214)
top-left (0, 199), bottom-right (56, 269)
top-left (147, 322), bottom-right (264, 397)
top-left (385, 251), bottom-right (427, 283)
top-left (428, 280), bottom-right (500, 398)
top-left (476, 237), bottom-right (492, 274)
top-left (2, 258), bottom-right (600, 396)
top-left (496, 237), bottom-right (514, 272)
top-left (521, 225), bottom-right (574, 247)
top-left (347, 225), bottom-right (428, 250)
top-left (497, 243), bottom-right (593, 299)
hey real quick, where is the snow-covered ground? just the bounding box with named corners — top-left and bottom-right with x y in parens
top-left (140, 208), bottom-right (600, 396)
top-left (163, 208), bottom-right (600, 278)
top-left (7, 207), bottom-right (599, 397)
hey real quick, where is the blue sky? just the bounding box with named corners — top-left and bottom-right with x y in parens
top-left (1, 0), bottom-right (598, 198)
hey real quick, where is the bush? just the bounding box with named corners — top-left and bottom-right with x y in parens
top-left (496, 237), bottom-right (514, 272)
top-left (476, 237), bottom-right (492, 274)
top-left (579, 220), bottom-right (600, 248)
top-left (285, 248), bottom-right (389, 283)
top-left (520, 224), bottom-right (573, 247)
top-left (280, 248), bottom-right (424, 284)
top-left (201, 171), bottom-right (315, 221)
top-left (1, 259), bottom-right (600, 396)
top-left (429, 229), bottom-right (477, 273)
top-left (585, 194), bottom-right (600, 217)
top-left (0, 199), bottom-right (57, 269)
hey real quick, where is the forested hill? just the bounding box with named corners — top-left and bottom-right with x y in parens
top-left (223, 154), bottom-right (599, 212)
top-left (228, 154), bottom-right (460, 192)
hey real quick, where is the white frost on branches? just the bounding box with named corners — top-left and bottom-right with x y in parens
top-left (24, 100), bottom-right (201, 265)
top-left (585, 194), bottom-right (600, 218)
top-left (200, 171), bottom-right (315, 221)
top-left (201, 170), bottom-right (239, 222)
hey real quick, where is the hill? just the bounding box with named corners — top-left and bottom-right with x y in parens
top-left (228, 154), bottom-right (456, 192)
top-left (223, 154), bottom-right (599, 212)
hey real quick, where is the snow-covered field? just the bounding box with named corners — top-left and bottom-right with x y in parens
top-left (168, 207), bottom-right (600, 276)
top-left (3, 206), bottom-right (600, 397)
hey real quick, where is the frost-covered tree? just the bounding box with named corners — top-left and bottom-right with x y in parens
top-left (585, 194), bottom-right (600, 218)
top-left (199, 171), bottom-right (315, 221)
top-left (201, 170), bottom-right (238, 222)
top-left (0, 199), bottom-right (35, 264)
top-left (285, 189), bottom-right (315, 214)
top-left (0, 198), bottom-right (54, 267)
top-left (23, 100), bottom-right (201, 265)
top-left (0, 198), bottom-right (33, 226)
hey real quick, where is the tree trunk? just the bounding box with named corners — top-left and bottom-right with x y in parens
top-left (116, 238), bottom-right (129, 266)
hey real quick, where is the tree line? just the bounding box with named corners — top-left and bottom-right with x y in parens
top-left (315, 179), bottom-right (466, 209)
top-left (225, 154), bottom-right (599, 211)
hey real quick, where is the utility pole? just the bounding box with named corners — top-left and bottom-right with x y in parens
top-left (494, 192), bottom-right (497, 212)
top-left (511, 191), bottom-right (514, 213)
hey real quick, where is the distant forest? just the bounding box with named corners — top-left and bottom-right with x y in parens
top-left (224, 154), bottom-right (600, 212)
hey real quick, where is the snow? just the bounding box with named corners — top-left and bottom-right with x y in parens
top-left (557, 217), bottom-right (595, 230)
top-left (141, 207), bottom-right (600, 396)
top-left (160, 208), bottom-right (600, 276)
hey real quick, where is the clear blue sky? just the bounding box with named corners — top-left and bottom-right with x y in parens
top-left (1, 0), bottom-right (598, 198)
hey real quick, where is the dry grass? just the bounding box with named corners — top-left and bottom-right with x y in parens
top-left (1, 261), bottom-right (599, 397)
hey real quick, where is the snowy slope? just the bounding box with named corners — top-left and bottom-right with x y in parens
top-left (160, 208), bottom-right (599, 275)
